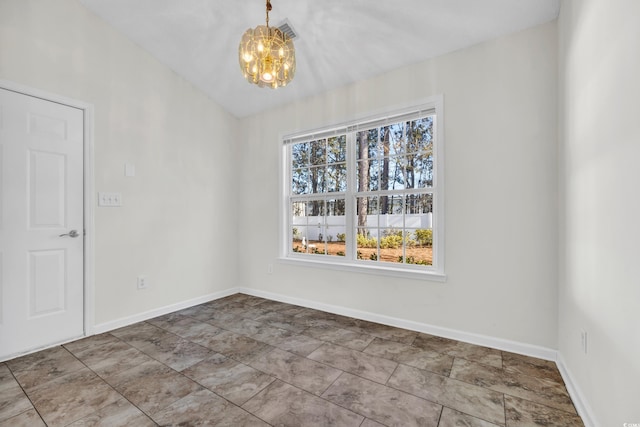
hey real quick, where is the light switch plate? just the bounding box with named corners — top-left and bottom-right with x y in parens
top-left (98, 192), bottom-right (122, 207)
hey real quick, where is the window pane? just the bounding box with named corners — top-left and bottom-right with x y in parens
top-left (405, 193), bottom-right (433, 216)
top-left (327, 198), bottom-right (346, 216)
top-left (379, 194), bottom-right (403, 216)
top-left (309, 167), bottom-right (326, 193)
top-left (292, 225), bottom-right (307, 253)
top-left (292, 167), bottom-right (310, 194)
top-left (400, 229), bottom-right (433, 266)
top-left (308, 201), bottom-right (325, 256)
top-left (406, 154), bottom-right (427, 190)
top-left (379, 227), bottom-right (404, 264)
top-left (356, 228), bottom-right (378, 261)
top-left (381, 123), bottom-right (405, 157)
top-left (325, 198), bottom-right (346, 257)
top-left (387, 156), bottom-right (405, 190)
top-left (327, 136), bottom-right (346, 163)
top-left (292, 200), bottom-right (325, 254)
top-left (307, 200), bottom-right (325, 217)
top-left (356, 196), bottom-right (378, 237)
top-left (356, 129), bottom-right (378, 160)
top-left (291, 142), bottom-right (309, 168)
top-left (407, 117), bottom-right (434, 154)
top-left (357, 159), bottom-right (380, 192)
top-left (327, 163), bottom-right (346, 192)
top-left (310, 139), bottom-right (326, 165)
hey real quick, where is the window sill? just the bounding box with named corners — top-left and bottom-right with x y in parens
top-left (278, 256), bottom-right (446, 282)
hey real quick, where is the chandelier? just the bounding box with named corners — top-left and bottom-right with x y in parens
top-left (238, 0), bottom-right (296, 89)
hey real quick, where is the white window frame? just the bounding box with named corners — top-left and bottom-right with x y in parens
top-left (279, 96), bottom-right (445, 281)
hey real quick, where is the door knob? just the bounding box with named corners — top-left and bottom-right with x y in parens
top-left (59, 230), bottom-right (80, 238)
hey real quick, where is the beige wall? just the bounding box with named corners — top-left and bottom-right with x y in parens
top-left (239, 22), bottom-right (559, 349)
top-left (0, 0), bottom-right (240, 326)
top-left (558, 0), bottom-right (640, 425)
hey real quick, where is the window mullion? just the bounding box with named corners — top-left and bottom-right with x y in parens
top-left (345, 131), bottom-right (356, 261)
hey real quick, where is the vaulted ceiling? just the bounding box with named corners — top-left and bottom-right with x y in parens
top-left (80, 0), bottom-right (560, 118)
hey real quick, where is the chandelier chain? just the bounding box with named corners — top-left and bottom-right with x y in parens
top-left (266, 0), bottom-right (272, 28)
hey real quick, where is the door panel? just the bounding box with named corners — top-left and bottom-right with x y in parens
top-left (0, 88), bottom-right (84, 360)
top-left (29, 249), bottom-right (66, 317)
top-left (29, 150), bottom-right (66, 228)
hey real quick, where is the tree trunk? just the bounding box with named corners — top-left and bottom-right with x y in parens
top-left (357, 131), bottom-right (369, 235)
top-left (380, 127), bottom-right (390, 214)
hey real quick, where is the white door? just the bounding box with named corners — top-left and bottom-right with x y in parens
top-left (0, 87), bottom-right (84, 360)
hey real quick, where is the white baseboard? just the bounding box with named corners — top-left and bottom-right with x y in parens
top-left (93, 287), bottom-right (241, 334)
top-left (237, 287), bottom-right (558, 362)
top-left (556, 352), bottom-right (599, 427)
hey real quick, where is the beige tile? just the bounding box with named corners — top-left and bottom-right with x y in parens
top-left (413, 334), bottom-right (503, 368)
top-left (110, 322), bottom-right (174, 350)
top-left (147, 312), bottom-right (193, 331)
top-left (278, 305), bottom-right (312, 317)
top-left (109, 360), bottom-right (201, 415)
top-left (255, 311), bottom-right (307, 334)
top-left (250, 324), bottom-right (295, 345)
top-left (220, 293), bottom-right (265, 306)
top-left (274, 333), bottom-right (324, 357)
top-left (172, 320), bottom-right (226, 345)
top-left (243, 380), bottom-right (364, 426)
top-left (65, 398), bottom-right (155, 426)
top-left (360, 419), bottom-right (387, 427)
top-left (291, 310), bottom-right (345, 329)
top-left (501, 351), bottom-right (563, 383)
top-left (0, 408), bottom-right (46, 427)
top-left (308, 343), bottom-right (398, 384)
top-left (439, 407), bottom-right (503, 427)
top-left (0, 364), bottom-right (33, 422)
top-left (388, 364), bottom-right (505, 425)
top-left (341, 319), bottom-right (418, 344)
top-left (322, 373), bottom-right (442, 427)
top-left (234, 305), bottom-right (272, 320)
top-left (364, 337), bottom-right (454, 376)
top-left (215, 318), bottom-right (264, 336)
top-left (72, 339), bottom-right (154, 381)
top-left (133, 334), bottom-right (213, 371)
top-left (254, 299), bottom-right (294, 312)
top-left (27, 368), bottom-right (121, 427)
top-left (183, 353), bottom-right (275, 405)
top-left (175, 303), bottom-right (215, 317)
top-left (250, 348), bottom-right (342, 395)
top-left (198, 330), bottom-right (273, 363)
top-left (304, 324), bottom-right (375, 351)
top-left (450, 359), bottom-right (576, 414)
top-left (153, 388), bottom-right (270, 426)
top-left (63, 333), bottom-right (121, 356)
top-left (504, 395), bottom-right (584, 427)
top-left (6, 346), bottom-right (85, 390)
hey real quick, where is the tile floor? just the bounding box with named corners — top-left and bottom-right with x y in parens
top-left (0, 293), bottom-right (585, 426)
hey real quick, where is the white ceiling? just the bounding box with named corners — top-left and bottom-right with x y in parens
top-left (80, 0), bottom-right (560, 118)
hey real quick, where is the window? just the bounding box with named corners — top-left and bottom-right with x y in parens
top-left (282, 98), bottom-right (444, 279)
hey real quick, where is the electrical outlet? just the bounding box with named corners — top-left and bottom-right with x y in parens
top-left (580, 330), bottom-right (588, 354)
top-left (137, 276), bottom-right (148, 290)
